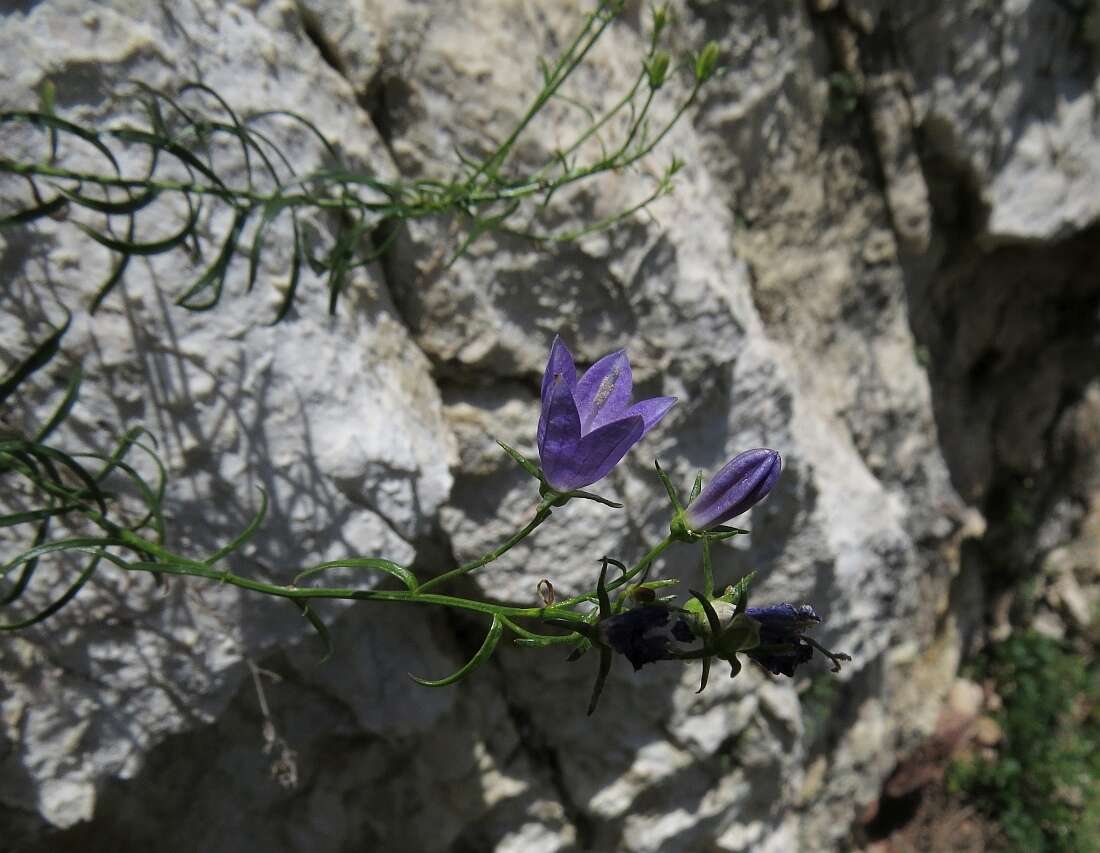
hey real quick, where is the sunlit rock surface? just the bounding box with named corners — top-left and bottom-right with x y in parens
top-left (2, 1), bottom-right (1098, 851)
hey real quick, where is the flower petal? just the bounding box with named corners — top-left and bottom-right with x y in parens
top-left (538, 335), bottom-right (578, 449)
top-left (538, 366), bottom-right (582, 477)
top-left (574, 349), bottom-right (633, 433)
top-left (626, 396), bottom-right (677, 437)
top-left (545, 414), bottom-right (644, 491)
top-left (685, 448), bottom-right (782, 530)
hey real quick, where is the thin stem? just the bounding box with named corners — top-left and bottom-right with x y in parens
top-left (93, 540), bottom-right (590, 622)
top-left (463, 1), bottom-right (619, 189)
top-left (530, 67), bottom-right (647, 184)
top-left (702, 537), bottom-right (714, 598)
top-left (559, 535), bottom-right (675, 607)
top-left (417, 497), bottom-right (556, 593)
top-left (498, 181), bottom-right (666, 244)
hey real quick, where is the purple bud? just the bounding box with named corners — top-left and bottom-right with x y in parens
top-left (683, 448), bottom-right (782, 531)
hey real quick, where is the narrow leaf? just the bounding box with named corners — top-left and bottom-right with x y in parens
top-left (294, 599), bottom-right (333, 663)
top-left (293, 558), bottom-right (419, 591)
top-left (176, 206), bottom-right (250, 310)
top-left (59, 185), bottom-right (160, 216)
top-left (0, 309), bottom-right (70, 405)
top-left (268, 216), bottom-right (303, 324)
top-left (0, 552), bottom-right (102, 630)
top-left (0, 518), bottom-right (50, 606)
top-left (204, 487), bottom-right (268, 564)
top-left (34, 368), bottom-right (82, 442)
top-left (0, 194), bottom-right (67, 226)
top-left (74, 196), bottom-right (200, 256)
top-left (410, 614), bottom-right (503, 686)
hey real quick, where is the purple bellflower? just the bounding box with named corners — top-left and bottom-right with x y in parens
top-left (745, 603), bottom-right (850, 676)
top-left (684, 448), bottom-right (782, 531)
top-left (538, 336), bottom-right (676, 492)
top-left (598, 606), bottom-right (696, 672)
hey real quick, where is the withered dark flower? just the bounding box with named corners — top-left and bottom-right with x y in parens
top-left (745, 603), bottom-right (849, 677)
top-left (597, 604), bottom-right (695, 672)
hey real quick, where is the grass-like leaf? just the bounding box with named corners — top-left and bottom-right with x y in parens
top-left (409, 614), bottom-right (503, 686)
top-left (0, 551), bottom-right (103, 631)
top-left (204, 487), bottom-right (268, 565)
top-left (293, 558), bottom-right (419, 592)
top-left (294, 599), bottom-right (334, 663)
top-left (0, 309), bottom-right (71, 405)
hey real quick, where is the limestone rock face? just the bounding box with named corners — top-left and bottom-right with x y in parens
top-left (1, 1), bottom-right (1097, 852)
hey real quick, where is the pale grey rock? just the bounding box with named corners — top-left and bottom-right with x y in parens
top-left (2, 0), bottom-right (1098, 852)
top-left (1, 0), bottom-right (453, 842)
top-left (895, 0), bottom-right (1100, 241)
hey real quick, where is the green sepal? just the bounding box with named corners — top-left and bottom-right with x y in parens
top-left (713, 613), bottom-right (760, 657)
top-left (561, 487), bottom-right (623, 508)
top-left (688, 471), bottom-right (703, 504)
top-left (688, 589), bottom-right (723, 638)
top-left (497, 439), bottom-right (544, 481)
top-left (587, 646), bottom-right (612, 715)
top-left (729, 571), bottom-right (756, 612)
top-left (653, 458), bottom-right (683, 513)
top-left (696, 656), bottom-right (711, 694)
top-left (565, 636), bottom-right (592, 662)
top-left (709, 524), bottom-right (750, 536)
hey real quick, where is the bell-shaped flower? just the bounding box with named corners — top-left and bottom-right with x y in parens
top-left (598, 605), bottom-right (696, 672)
top-left (684, 448), bottom-right (782, 531)
top-left (538, 336), bottom-right (676, 492)
top-left (745, 603), bottom-right (850, 676)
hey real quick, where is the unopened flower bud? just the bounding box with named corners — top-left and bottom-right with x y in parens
top-left (694, 41), bottom-right (720, 82)
top-left (646, 51), bottom-right (671, 90)
top-left (684, 448), bottom-right (781, 531)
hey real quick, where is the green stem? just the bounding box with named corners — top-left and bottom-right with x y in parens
top-left (97, 528), bottom-right (588, 623)
top-left (530, 67), bottom-right (646, 184)
top-left (0, 160), bottom-right (383, 211)
top-left (463, 1), bottom-right (619, 189)
top-left (558, 535), bottom-right (675, 608)
top-left (417, 498), bottom-right (556, 593)
top-left (702, 536), bottom-right (714, 598)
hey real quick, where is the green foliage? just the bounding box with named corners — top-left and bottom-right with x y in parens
top-left (827, 71), bottom-right (860, 117)
top-left (948, 632), bottom-right (1100, 852)
top-left (1, 4), bottom-right (836, 713)
top-left (0, 0), bottom-right (708, 670)
top-left (0, 2), bottom-right (707, 321)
